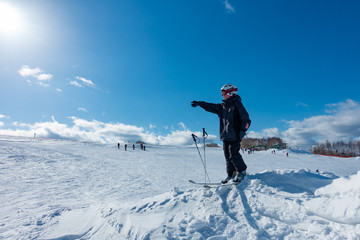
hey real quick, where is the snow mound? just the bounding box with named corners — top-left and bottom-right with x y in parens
top-left (306, 171), bottom-right (360, 225)
top-left (248, 169), bottom-right (335, 194)
top-left (39, 207), bottom-right (99, 240)
top-left (38, 170), bottom-right (360, 240)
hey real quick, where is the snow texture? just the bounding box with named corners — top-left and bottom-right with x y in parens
top-left (0, 135), bottom-right (360, 239)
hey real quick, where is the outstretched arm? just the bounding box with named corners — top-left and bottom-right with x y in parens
top-left (191, 101), bottom-right (222, 115)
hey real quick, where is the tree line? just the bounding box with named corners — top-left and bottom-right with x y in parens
top-left (312, 140), bottom-right (360, 157)
top-left (204, 137), bottom-right (286, 149)
top-left (241, 137), bottom-right (286, 150)
top-left (206, 137), bottom-right (360, 157)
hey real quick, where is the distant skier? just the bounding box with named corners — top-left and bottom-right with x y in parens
top-left (117, 142), bottom-right (120, 149)
top-left (125, 144), bottom-right (128, 151)
top-left (191, 84), bottom-right (251, 183)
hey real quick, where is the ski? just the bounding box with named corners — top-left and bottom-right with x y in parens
top-left (189, 179), bottom-right (243, 188)
top-left (203, 181), bottom-right (241, 188)
top-left (188, 180), bottom-right (222, 186)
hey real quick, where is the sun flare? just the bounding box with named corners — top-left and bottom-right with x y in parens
top-left (0, 2), bottom-right (24, 35)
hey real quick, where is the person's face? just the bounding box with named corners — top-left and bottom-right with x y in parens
top-left (221, 90), bottom-right (229, 100)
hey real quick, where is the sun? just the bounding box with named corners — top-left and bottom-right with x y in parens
top-left (0, 2), bottom-right (24, 35)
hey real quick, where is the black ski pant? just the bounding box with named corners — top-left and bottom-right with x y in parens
top-left (223, 141), bottom-right (247, 177)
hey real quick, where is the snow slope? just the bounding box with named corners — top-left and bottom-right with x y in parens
top-left (0, 136), bottom-right (360, 239)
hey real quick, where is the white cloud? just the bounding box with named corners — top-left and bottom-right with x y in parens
top-left (26, 79), bottom-right (33, 86)
top-left (75, 76), bottom-right (95, 87)
top-left (249, 99), bottom-right (360, 148)
top-left (70, 81), bottom-right (83, 87)
top-left (18, 65), bottom-right (53, 87)
top-left (247, 128), bottom-right (281, 139)
top-left (18, 65), bottom-right (42, 77)
top-left (178, 122), bottom-right (187, 130)
top-left (78, 108), bottom-right (88, 112)
top-left (224, 0), bottom-right (236, 13)
top-left (284, 99), bottom-right (360, 145)
top-left (56, 88), bottom-right (62, 92)
top-left (296, 102), bottom-right (309, 108)
top-left (69, 76), bottom-right (96, 88)
top-left (157, 129), bottom-right (203, 146)
top-left (0, 117), bottom-right (217, 146)
top-left (4, 99), bottom-right (358, 148)
top-left (36, 81), bottom-right (50, 87)
top-left (36, 73), bottom-right (53, 81)
top-left (0, 115), bottom-right (9, 126)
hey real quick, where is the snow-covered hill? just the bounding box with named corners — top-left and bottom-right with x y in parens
top-left (1, 136), bottom-right (359, 239)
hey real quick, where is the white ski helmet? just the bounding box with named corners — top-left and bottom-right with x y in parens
top-left (220, 84), bottom-right (238, 96)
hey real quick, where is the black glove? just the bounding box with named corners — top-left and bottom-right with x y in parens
top-left (191, 101), bottom-right (200, 107)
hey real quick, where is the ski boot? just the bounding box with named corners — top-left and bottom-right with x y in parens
top-left (233, 171), bottom-right (246, 183)
top-left (221, 176), bottom-right (234, 184)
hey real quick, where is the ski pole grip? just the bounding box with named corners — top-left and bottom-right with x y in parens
top-left (191, 134), bottom-right (197, 142)
top-left (202, 128), bottom-right (208, 139)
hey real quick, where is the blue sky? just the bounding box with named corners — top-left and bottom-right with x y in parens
top-left (1, 0), bottom-right (360, 146)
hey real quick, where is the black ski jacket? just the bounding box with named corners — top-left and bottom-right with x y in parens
top-left (197, 95), bottom-right (251, 142)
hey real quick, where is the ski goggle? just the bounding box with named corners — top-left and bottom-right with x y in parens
top-left (221, 88), bottom-right (237, 96)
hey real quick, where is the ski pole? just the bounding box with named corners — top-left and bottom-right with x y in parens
top-left (202, 128), bottom-right (208, 183)
top-left (192, 133), bottom-right (211, 183)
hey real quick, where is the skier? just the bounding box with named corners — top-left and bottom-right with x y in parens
top-left (191, 84), bottom-right (251, 183)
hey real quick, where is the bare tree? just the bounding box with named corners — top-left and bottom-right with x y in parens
top-left (312, 140), bottom-right (360, 157)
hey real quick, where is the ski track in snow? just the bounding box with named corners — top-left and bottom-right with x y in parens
top-left (0, 136), bottom-right (360, 239)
